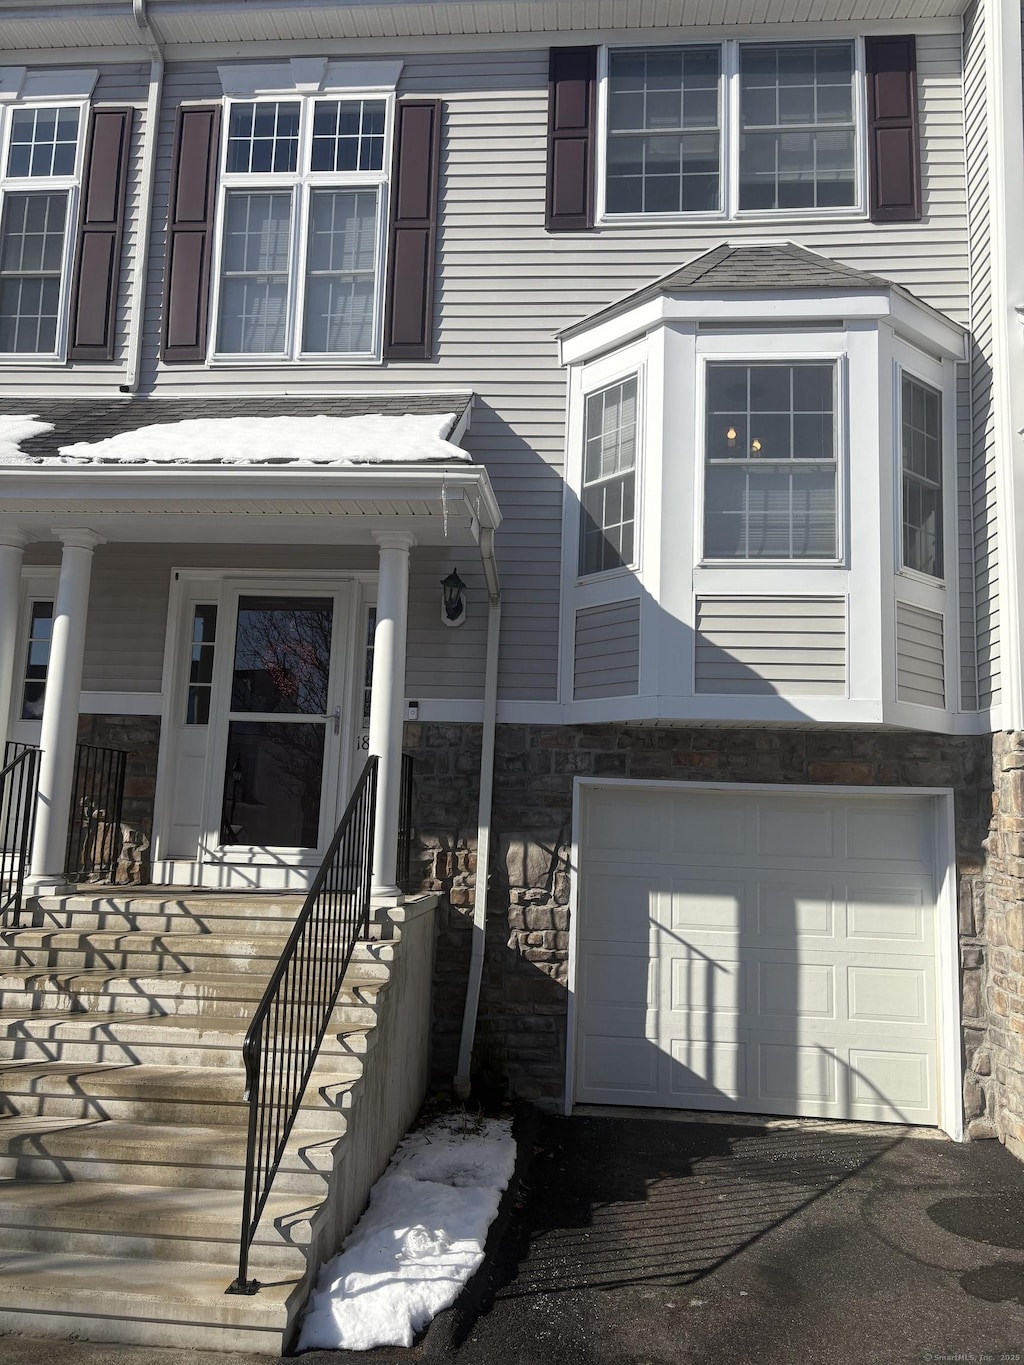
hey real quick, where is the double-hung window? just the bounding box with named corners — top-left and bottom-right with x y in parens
top-left (579, 376), bottom-right (638, 576)
top-left (214, 96), bottom-right (389, 360)
top-left (900, 373), bottom-right (943, 579)
top-left (603, 40), bottom-right (859, 219)
top-left (703, 362), bottom-right (837, 561)
top-left (0, 104), bottom-right (82, 356)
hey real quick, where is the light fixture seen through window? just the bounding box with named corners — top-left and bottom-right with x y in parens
top-left (440, 568), bottom-right (467, 628)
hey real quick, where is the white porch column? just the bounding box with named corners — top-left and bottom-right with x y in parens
top-left (28, 529), bottom-right (104, 890)
top-left (0, 531), bottom-right (27, 752)
top-left (368, 531), bottom-right (414, 897)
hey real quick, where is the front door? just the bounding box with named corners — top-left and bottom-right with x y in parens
top-left (197, 581), bottom-right (353, 886)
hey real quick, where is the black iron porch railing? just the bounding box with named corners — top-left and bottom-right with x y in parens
top-left (65, 742), bottom-right (128, 883)
top-left (228, 754), bottom-right (378, 1296)
top-left (397, 751), bottom-right (414, 893)
top-left (0, 745), bottom-right (40, 921)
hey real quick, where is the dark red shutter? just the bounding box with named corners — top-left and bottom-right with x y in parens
top-left (865, 36), bottom-right (921, 223)
top-left (161, 104), bottom-right (221, 363)
top-left (68, 107), bottom-right (133, 361)
top-left (383, 99), bottom-right (442, 361)
top-left (546, 47), bottom-right (596, 232)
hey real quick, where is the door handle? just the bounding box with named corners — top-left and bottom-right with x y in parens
top-left (331, 705), bottom-right (341, 736)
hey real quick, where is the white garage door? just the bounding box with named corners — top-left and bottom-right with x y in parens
top-left (574, 785), bottom-right (941, 1124)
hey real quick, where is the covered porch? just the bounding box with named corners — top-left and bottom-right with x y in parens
top-left (0, 398), bottom-right (500, 902)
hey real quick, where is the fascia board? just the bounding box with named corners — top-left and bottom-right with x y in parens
top-left (0, 463), bottom-right (502, 529)
top-left (888, 291), bottom-right (967, 360)
top-left (561, 290), bottom-right (892, 366)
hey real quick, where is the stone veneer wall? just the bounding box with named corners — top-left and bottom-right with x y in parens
top-left (406, 721), bottom-right (1023, 1146)
top-left (76, 714), bottom-right (161, 883)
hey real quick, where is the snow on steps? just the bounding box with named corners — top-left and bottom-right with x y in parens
top-left (0, 888), bottom-right (437, 1352)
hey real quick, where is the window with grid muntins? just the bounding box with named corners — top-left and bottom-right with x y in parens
top-left (580, 376), bottom-right (638, 576)
top-left (21, 599), bottom-right (53, 720)
top-left (704, 363), bottom-right (837, 561)
top-left (603, 41), bottom-right (858, 218)
top-left (0, 104), bottom-right (80, 355)
top-left (739, 44), bottom-right (856, 211)
top-left (901, 374), bottom-right (943, 578)
top-left (216, 96), bottom-right (388, 359)
top-left (606, 47), bottom-right (721, 214)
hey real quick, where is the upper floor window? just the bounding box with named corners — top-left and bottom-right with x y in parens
top-left (580, 375), bottom-right (638, 576)
top-left (703, 361), bottom-right (837, 561)
top-left (603, 40), bottom-right (859, 219)
top-left (213, 96), bottom-right (388, 360)
top-left (0, 104), bottom-right (82, 355)
top-left (901, 373), bottom-right (943, 578)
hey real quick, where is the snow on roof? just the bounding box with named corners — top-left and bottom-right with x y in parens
top-left (0, 414), bottom-right (55, 463)
top-left (0, 412), bottom-right (471, 467)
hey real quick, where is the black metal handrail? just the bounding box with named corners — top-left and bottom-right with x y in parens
top-left (0, 745), bottom-right (40, 923)
top-left (397, 750), bottom-right (415, 893)
top-left (228, 754), bottom-right (379, 1295)
top-left (65, 742), bottom-right (128, 883)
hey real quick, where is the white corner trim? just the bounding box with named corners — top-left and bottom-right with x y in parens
top-left (20, 68), bottom-right (98, 101)
top-left (0, 68), bottom-right (26, 102)
top-left (217, 58), bottom-right (403, 97)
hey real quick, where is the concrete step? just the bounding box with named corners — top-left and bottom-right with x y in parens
top-left (0, 963), bottom-right (390, 1019)
top-left (0, 1250), bottom-right (301, 1350)
top-left (15, 892), bottom-right (307, 935)
top-left (0, 1179), bottom-right (318, 1269)
top-left (0, 1006), bottom-right (376, 1069)
top-left (0, 1115), bottom-right (341, 1193)
top-left (0, 1061), bottom-right (356, 1129)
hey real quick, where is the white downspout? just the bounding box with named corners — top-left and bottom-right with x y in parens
top-left (122, 0), bottom-right (163, 394)
top-left (454, 527), bottom-right (501, 1097)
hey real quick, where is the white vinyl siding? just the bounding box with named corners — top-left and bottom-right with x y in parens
top-left (574, 600), bottom-right (641, 700)
top-left (695, 596), bottom-right (847, 696)
top-left (896, 601), bottom-right (945, 708)
top-left (108, 33), bottom-right (965, 706)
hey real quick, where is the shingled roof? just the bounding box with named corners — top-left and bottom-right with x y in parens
top-left (7, 392), bottom-right (474, 462)
top-left (558, 242), bottom-right (907, 342)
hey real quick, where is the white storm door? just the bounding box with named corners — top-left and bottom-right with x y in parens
top-left (200, 583), bottom-right (352, 869)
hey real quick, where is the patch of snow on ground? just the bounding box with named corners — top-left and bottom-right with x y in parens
top-left (297, 1113), bottom-right (515, 1352)
top-left (49, 413), bottom-right (470, 465)
top-left (0, 414), bottom-right (54, 463)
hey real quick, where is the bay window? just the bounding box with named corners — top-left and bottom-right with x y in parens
top-left (900, 373), bottom-right (943, 578)
top-left (580, 376), bottom-right (638, 576)
top-left (214, 96), bottom-right (388, 360)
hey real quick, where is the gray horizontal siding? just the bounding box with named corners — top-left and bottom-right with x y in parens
top-left (695, 597), bottom-right (847, 697)
top-left (126, 38), bottom-right (970, 704)
top-left (964, 0), bottom-right (1000, 710)
top-left (574, 601), bottom-right (640, 701)
top-left (896, 601), bottom-right (946, 708)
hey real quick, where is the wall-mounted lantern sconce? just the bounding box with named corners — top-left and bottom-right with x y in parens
top-left (440, 567), bottom-right (467, 628)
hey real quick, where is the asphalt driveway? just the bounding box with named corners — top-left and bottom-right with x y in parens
top-left (5, 1109), bottom-right (1024, 1365)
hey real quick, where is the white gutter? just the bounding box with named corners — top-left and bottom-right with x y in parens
top-left (123, 0), bottom-right (163, 394)
top-left (454, 526), bottom-right (501, 1097)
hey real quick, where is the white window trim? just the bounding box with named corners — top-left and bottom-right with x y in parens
top-left (207, 91), bottom-right (394, 366)
top-left (694, 345), bottom-right (848, 569)
top-left (596, 36), bottom-right (867, 225)
top-left (574, 359), bottom-right (647, 585)
top-left (0, 97), bottom-right (87, 364)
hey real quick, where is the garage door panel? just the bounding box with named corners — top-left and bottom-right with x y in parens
top-left (844, 801), bottom-right (933, 865)
top-left (846, 886), bottom-right (927, 946)
top-left (757, 962), bottom-right (836, 1020)
top-left (575, 787), bottom-right (941, 1125)
top-left (756, 800), bottom-right (837, 859)
top-left (667, 954), bottom-right (744, 1015)
top-left (667, 1040), bottom-right (747, 1101)
top-left (758, 881), bottom-right (835, 939)
top-left (578, 1034), bottom-right (659, 1098)
top-left (847, 963), bottom-right (930, 1025)
top-left (668, 878), bottom-right (746, 932)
